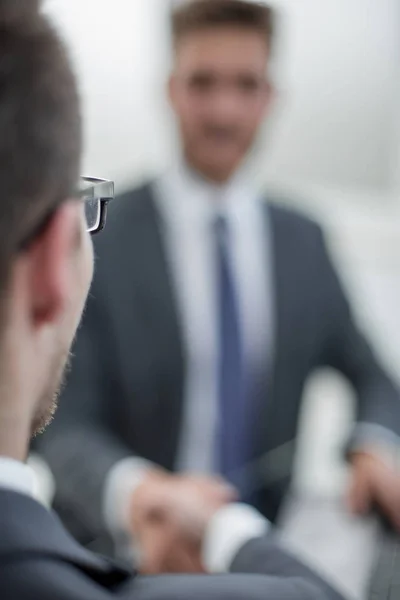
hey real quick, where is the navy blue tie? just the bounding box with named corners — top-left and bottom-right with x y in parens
top-left (214, 215), bottom-right (248, 494)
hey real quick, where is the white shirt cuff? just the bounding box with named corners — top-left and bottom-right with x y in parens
top-left (202, 503), bottom-right (269, 573)
top-left (28, 453), bottom-right (56, 507)
top-left (351, 423), bottom-right (400, 468)
top-left (103, 457), bottom-right (154, 537)
top-left (0, 457), bottom-right (36, 498)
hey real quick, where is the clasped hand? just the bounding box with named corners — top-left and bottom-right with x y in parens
top-left (130, 471), bottom-right (236, 574)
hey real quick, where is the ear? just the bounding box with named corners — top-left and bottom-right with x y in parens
top-left (261, 80), bottom-right (276, 117)
top-left (168, 72), bottom-right (177, 110)
top-left (25, 201), bottom-right (81, 328)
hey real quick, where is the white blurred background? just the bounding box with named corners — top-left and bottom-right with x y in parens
top-left (43, 0), bottom-right (400, 495)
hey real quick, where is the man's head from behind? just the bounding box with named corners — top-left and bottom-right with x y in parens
top-left (0, 0), bottom-right (92, 458)
top-left (169, 0), bottom-right (275, 183)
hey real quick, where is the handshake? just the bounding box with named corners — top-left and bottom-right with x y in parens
top-left (129, 470), bottom-right (238, 574)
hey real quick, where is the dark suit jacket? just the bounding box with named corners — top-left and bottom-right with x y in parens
top-left (37, 182), bottom-right (400, 549)
top-left (0, 489), bottom-right (344, 600)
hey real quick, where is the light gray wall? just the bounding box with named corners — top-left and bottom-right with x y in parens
top-left (45, 0), bottom-right (400, 195)
top-left (260, 0), bottom-right (400, 193)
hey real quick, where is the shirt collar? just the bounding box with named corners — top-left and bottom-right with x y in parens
top-left (0, 457), bottom-right (36, 498)
top-left (156, 158), bottom-right (262, 227)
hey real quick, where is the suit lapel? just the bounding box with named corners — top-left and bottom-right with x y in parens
top-left (132, 185), bottom-right (184, 348)
top-left (129, 184), bottom-right (186, 468)
top-left (268, 204), bottom-right (298, 429)
top-left (252, 204), bottom-right (299, 479)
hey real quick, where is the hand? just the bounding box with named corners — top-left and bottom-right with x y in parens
top-left (136, 511), bottom-right (205, 574)
top-left (347, 451), bottom-right (400, 530)
top-left (130, 470), bottom-right (236, 573)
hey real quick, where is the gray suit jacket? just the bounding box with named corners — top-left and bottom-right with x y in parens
top-left (0, 490), bottom-right (344, 600)
top-left (36, 182), bottom-right (400, 550)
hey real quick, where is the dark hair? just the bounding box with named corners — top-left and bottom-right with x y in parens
top-left (0, 0), bottom-right (81, 285)
top-left (171, 0), bottom-right (275, 50)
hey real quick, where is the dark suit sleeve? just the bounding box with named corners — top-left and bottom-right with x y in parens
top-left (0, 545), bottom-right (344, 600)
top-left (230, 536), bottom-right (343, 600)
top-left (0, 491), bottom-right (344, 600)
top-left (315, 227), bottom-right (400, 440)
top-left (36, 271), bottom-right (136, 542)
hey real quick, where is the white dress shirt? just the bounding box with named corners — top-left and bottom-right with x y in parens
top-left (154, 163), bottom-right (272, 473)
top-left (0, 457), bottom-right (36, 497)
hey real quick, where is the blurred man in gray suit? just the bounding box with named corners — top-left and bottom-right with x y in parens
top-left (38, 0), bottom-right (400, 573)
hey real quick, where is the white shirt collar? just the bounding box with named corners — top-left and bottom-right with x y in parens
top-left (0, 457), bottom-right (36, 498)
top-left (156, 159), bottom-right (262, 228)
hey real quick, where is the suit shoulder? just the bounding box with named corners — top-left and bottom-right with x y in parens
top-left (93, 180), bottom-right (158, 254)
top-left (109, 180), bottom-right (156, 223)
top-left (268, 201), bottom-right (323, 238)
top-left (266, 200), bottom-right (329, 261)
top-left (0, 558), bottom-right (114, 600)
